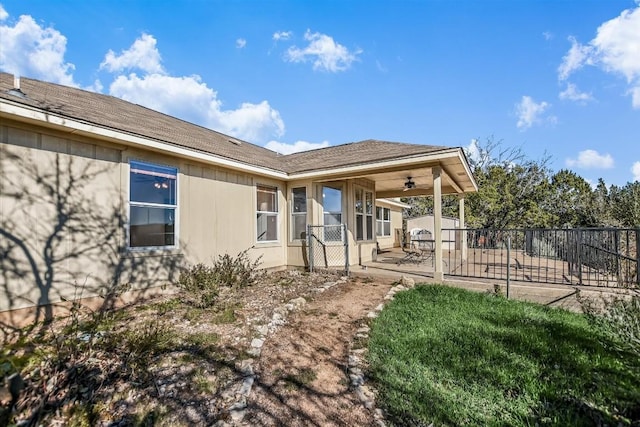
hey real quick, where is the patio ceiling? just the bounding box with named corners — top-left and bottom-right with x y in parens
top-left (302, 148), bottom-right (477, 198)
top-left (364, 161), bottom-right (472, 198)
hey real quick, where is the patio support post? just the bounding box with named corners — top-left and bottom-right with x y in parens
top-left (433, 166), bottom-right (444, 282)
top-left (459, 196), bottom-right (467, 262)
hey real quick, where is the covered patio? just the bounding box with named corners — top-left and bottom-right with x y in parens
top-left (345, 148), bottom-right (477, 281)
top-left (285, 141), bottom-right (478, 278)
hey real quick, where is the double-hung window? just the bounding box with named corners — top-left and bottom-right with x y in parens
top-left (291, 187), bottom-right (307, 240)
top-left (129, 160), bottom-right (178, 249)
top-left (257, 185), bottom-right (278, 242)
top-left (376, 207), bottom-right (391, 237)
top-left (356, 188), bottom-right (374, 241)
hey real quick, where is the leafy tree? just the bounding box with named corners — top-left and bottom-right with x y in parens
top-left (402, 136), bottom-right (639, 231)
top-left (609, 181), bottom-right (640, 227)
top-left (586, 178), bottom-right (615, 227)
top-left (402, 195), bottom-right (459, 219)
top-left (463, 138), bottom-right (552, 229)
top-left (547, 169), bottom-right (595, 227)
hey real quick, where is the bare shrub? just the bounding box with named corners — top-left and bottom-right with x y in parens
top-left (177, 263), bottom-right (220, 308)
top-left (177, 248), bottom-right (263, 307)
top-left (212, 248), bottom-right (263, 289)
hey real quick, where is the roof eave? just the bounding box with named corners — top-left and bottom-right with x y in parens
top-left (1, 97), bottom-right (479, 191)
top-left (0, 98), bottom-right (289, 180)
top-left (289, 148), bottom-right (477, 194)
top-left (287, 148), bottom-right (461, 180)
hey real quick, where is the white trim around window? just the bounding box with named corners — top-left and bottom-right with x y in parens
top-left (291, 186), bottom-right (307, 241)
top-left (355, 187), bottom-right (374, 241)
top-left (128, 159), bottom-right (179, 250)
top-left (256, 184), bottom-right (279, 243)
top-left (376, 206), bottom-right (391, 237)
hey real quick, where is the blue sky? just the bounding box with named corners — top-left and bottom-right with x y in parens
top-left (1, 0), bottom-right (638, 185)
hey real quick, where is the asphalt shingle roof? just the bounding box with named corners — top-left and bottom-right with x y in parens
top-left (283, 139), bottom-right (448, 174)
top-left (0, 73), bottom-right (451, 175)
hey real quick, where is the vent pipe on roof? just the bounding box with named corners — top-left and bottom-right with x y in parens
top-left (7, 74), bottom-right (25, 98)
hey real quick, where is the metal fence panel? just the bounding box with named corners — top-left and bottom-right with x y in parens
top-left (442, 227), bottom-right (638, 288)
top-left (307, 224), bottom-right (349, 275)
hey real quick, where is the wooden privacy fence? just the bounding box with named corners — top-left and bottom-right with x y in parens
top-left (442, 228), bottom-right (639, 288)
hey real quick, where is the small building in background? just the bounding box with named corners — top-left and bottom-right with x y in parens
top-left (406, 214), bottom-right (460, 250)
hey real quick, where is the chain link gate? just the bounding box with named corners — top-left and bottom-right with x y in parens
top-left (307, 224), bottom-right (349, 275)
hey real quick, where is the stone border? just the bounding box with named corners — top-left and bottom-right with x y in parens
top-left (347, 275), bottom-right (416, 427)
top-left (219, 275), bottom-right (350, 425)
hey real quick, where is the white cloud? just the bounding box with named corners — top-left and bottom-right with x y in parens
top-left (559, 83), bottom-right (593, 103)
top-left (285, 29), bottom-right (361, 72)
top-left (99, 34), bottom-right (285, 143)
top-left (515, 96), bottom-right (555, 130)
top-left (566, 149), bottom-right (614, 169)
top-left (236, 38), bottom-right (246, 49)
top-left (0, 4), bottom-right (8, 21)
top-left (264, 140), bottom-right (330, 155)
top-left (100, 33), bottom-right (163, 74)
top-left (632, 161), bottom-right (640, 181)
top-left (558, 36), bottom-right (593, 81)
top-left (108, 73), bottom-right (284, 143)
top-left (273, 31), bottom-right (292, 41)
top-left (631, 86), bottom-right (640, 108)
top-left (558, 4), bottom-right (640, 108)
top-left (0, 13), bottom-right (286, 145)
top-left (593, 6), bottom-right (640, 83)
top-left (0, 11), bottom-right (76, 86)
top-left (543, 31), bottom-right (553, 41)
top-left (465, 138), bottom-right (481, 164)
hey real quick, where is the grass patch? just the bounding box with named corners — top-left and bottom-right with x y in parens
top-left (191, 367), bottom-right (214, 394)
top-left (184, 331), bottom-right (220, 348)
top-left (368, 285), bottom-right (640, 426)
top-left (212, 303), bottom-right (240, 324)
top-left (148, 298), bottom-right (182, 315)
top-left (276, 367), bottom-right (317, 390)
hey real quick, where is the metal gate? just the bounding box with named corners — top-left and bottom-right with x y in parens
top-left (307, 224), bottom-right (349, 275)
top-left (442, 227), bottom-right (639, 288)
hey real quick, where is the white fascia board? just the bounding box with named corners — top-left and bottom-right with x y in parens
top-left (0, 100), bottom-right (289, 180)
top-left (288, 148), bottom-right (461, 180)
top-left (458, 148), bottom-right (479, 191)
top-left (376, 198), bottom-right (411, 209)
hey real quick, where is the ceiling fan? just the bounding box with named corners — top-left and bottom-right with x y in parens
top-left (403, 176), bottom-right (416, 191)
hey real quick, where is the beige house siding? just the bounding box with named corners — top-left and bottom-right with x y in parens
top-left (2, 121), bottom-right (129, 312)
top-left (0, 121), bottom-right (288, 314)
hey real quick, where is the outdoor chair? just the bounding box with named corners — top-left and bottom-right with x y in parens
top-left (411, 229), bottom-right (435, 265)
top-left (397, 229), bottom-right (434, 265)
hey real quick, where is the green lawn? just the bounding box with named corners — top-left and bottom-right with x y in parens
top-left (367, 285), bottom-right (640, 426)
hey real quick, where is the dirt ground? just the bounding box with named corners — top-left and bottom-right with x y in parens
top-left (2, 271), bottom-right (395, 426)
top-left (245, 277), bottom-right (393, 426)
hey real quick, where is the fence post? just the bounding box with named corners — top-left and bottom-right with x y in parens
top-left (343, 224), bottom-right (349, 276)
top-left (577, 228), bottom-right (583, 285)
top-left (506, 235), bottom-right (511, 299)
top-left (308, 224), bottom-right (314, 273)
